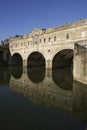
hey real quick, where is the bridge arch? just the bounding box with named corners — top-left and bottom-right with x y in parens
top-left (27, 51), bottom-right (45, 67)
top-left (52, 49), bottom-right (73, 68)
top-left (10, 53), bottom-right (23, 66)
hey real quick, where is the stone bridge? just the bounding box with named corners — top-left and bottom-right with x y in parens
top-left (8, 19), bottom-right (87, 84)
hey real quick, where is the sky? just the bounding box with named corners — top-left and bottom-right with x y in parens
top-left (0, 0), bottom-right (87, 41)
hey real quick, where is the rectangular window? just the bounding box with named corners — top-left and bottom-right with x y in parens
top-left (44, 38), bottom-right (46, 43)
top-left (28, 41), bottom-right (29, 45)
top-left (40, 39), bottom-right (41, 43)
top-left (49, 37), bottom-right (51, 42)
top-left (66, 34), bottom-right (69, 39)
top-left (54, 36), bottom-right (56, 41)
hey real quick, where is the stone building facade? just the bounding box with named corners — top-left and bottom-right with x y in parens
top-left (9, 19), bottom-right (87, 69)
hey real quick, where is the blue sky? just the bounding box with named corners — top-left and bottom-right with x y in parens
top-left (0, 0), bottom-right (87, 41)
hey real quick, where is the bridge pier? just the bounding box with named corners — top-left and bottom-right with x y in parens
top-left (46, 59), bottom-right (52, 69)
top-left (23, 59), bottom-right (27, 67)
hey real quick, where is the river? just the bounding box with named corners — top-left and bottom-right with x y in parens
top-left (0, 66), bottom-right (87, 130)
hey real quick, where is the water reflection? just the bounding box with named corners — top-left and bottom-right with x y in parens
top-left (9, 67), bottom-right (87, 123)
top-left (0, 67), bottom-right (11, 86)
top-left (27, 67), bottom-right (45, 83)
top-left (10, 67), bottom-right (73, 114)
top-left (0, 66), bottom-right (87, 127)
top-left (73, 81), bottom-right (87, 122)
top-left (52, 68), bottom-right (73, 90)
top-left (10, 66), bottom-right (23, 79)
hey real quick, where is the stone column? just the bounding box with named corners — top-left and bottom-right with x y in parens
top-left (46, 59), bottom-right (52, 69)
top-left (23, 59), bottom-right (27, 67)
top-left (45, 68), bottom-right (52, 78)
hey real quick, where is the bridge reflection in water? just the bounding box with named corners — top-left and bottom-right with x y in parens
top-left (9, 66), bottom-right (87, 123)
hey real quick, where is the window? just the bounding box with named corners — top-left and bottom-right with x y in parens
top-left (54, 36), bottom-right (56, 41)
top-left (40, 39), bottom-right (41, 43)
top-left (44, 38), bottom-right (46, 43)
top-left (28, 41), bottom-right (29, 45)
top-left (48, 37), bottom-right (51, 42)
top-left (66, 34), bottom-right (69, 39)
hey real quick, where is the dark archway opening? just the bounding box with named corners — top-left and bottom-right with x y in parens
top-left (27, 52), bottom-right (45, 67)
top-left (10, 53), bottom-right (23, 66)
top-left (52, 49), bottom-right (73, 90)
top-left (52, 49), bottom-right (73, 68)
top-left (9, 53), bottom-right (23, 78)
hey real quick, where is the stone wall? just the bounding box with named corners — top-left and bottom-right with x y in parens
top-left (73, 41), bottom-right (87, 84)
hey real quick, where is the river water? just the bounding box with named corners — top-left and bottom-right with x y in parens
top-left (0, 66), bottom-right (87, 130)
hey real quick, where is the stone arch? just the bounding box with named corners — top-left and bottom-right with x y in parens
top-left (27, 51), bottom-right (46, 67)
top-left (52, 49), bottom-right (73, 68)
top-left (10, 53), bottom-right (23, 66)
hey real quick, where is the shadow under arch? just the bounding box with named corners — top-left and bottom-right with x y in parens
top-left (10, 66), bottom-right (23, 79)
top-left (52, 49), bottom-right (73, 68)
top-left (27, 51), bottom-right (45, 67)
top-left (9, 53), bottom-right (23, 79)
top-left (52, 49), bottom-right (73, 90)
top-left (27, 67), bottom-right (45, 83)
top-left (10, 53), bottom-right (23, 66)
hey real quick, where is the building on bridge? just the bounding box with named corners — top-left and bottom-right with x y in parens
top-left (8, 19), bottom-right (87, 84)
